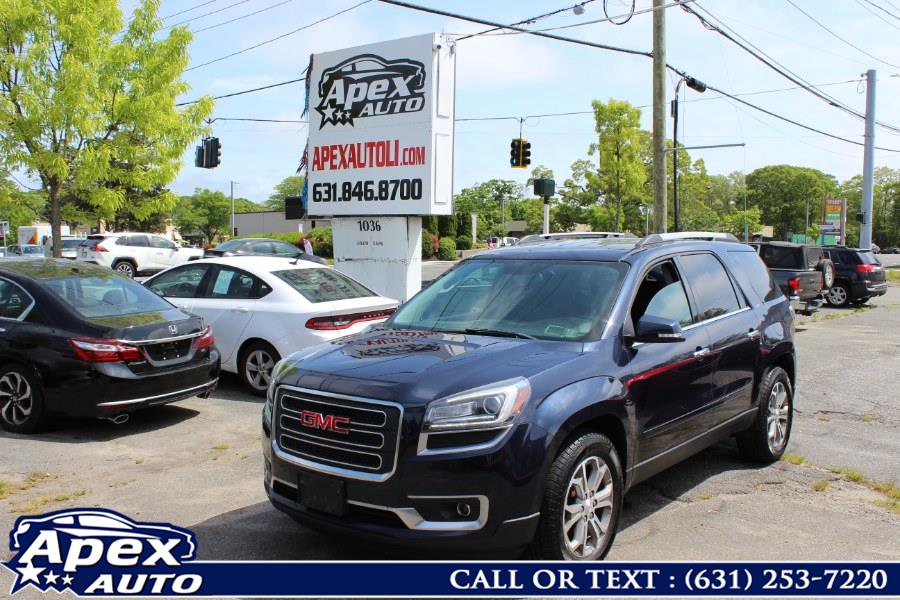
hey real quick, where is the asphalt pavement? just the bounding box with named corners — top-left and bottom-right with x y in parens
top-left (1, 284), bottom-right (898, 583)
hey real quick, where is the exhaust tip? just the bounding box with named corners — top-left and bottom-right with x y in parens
top-left (106, 413), bottom-right (130, 425)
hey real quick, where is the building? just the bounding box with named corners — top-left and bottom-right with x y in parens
top-left (232, 211), bottom-right (330, 237)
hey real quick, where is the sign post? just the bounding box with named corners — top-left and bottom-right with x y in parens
top-left (306, 34), bottom-right (455, 302)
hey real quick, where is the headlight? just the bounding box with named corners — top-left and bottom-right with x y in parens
top-left (423, 377), bottom-right (531, 432)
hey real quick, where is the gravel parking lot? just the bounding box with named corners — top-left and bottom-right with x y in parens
top-left (1, 283), bottom-right (898, 582)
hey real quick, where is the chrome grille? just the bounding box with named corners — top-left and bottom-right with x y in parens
top-left (275, 387), bottom-right (402, 479)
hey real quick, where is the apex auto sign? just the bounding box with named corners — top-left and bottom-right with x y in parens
top-left (307, 34), bottom-right (455, 217)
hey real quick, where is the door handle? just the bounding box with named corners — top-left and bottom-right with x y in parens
top-left (747, 329), bottom-right (761, 340)
top-left (693, 347), bottom-right (713, 360)
top-left (232, 307), bottom-right (250, 313)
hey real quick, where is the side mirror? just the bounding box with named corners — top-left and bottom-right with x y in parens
top-left (634, 314), bottom-right (685, 343)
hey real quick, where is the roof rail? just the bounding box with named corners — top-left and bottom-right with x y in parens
top-left (636, 231), bottom-right (739, 247)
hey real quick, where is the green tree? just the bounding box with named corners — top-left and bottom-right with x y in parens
top-left (0, 0), bottom-right (212, 255)
top-left (590, 99), bottom-right (647, 232)
top-left (173, 189), bottom-right (231, 244)
top-left (746, 165), bottom-right (836, 240)
top-left (266, 175), bottom-right (305, 211)
top-left (838, 167), bottom-right (900, 246)
top-left (453, 179), bottom-right (522, 238)
top-left (0, 174), bottom-right (44, 241)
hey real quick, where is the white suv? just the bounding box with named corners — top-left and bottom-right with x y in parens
top-left (77, 233), bottom-right (203, 277)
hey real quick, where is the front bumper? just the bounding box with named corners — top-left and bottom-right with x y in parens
top-left (262, 386), bottom-right (545, 554)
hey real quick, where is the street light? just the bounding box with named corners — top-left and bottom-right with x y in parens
top-left (639, 204), bottom-right (651, 236)
top-left (672, 75), bottom-right (707, 232)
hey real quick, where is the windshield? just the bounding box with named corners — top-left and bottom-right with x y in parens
top-left (389, 259), bottom-right (628, 341)
top-left (273, 268), bottom-right (376, 303)
top-left (21, 245), bottom-right (43, 255)
top-left (61, 240), bottom-right (84, 250)
top-left (42, 272), bottom-right (174, 318)
top-left (214, 239), bottom-right (245, 251)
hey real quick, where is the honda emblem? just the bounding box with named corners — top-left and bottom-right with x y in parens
top-left (168, 324), bottom-right (178, 336)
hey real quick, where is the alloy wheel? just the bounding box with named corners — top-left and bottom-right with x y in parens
top-left (115, 262), bottom-right (135, 277)
top-left (245, 350), bottom-right (275, 391)
top-left (562, 455), bottom-right (614, 558)
top-left (766, 381), bottom-right (790, 453)
top-left (0, 372), bottom-right (33, 427)
top-left (828, 285), bottom-right (848, 306)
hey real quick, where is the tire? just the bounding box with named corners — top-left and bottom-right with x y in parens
top-left (736, 366), bottom-right (792, 463)
top-left (825, 283), bottom-right (850, 307)
top-left (816, 258), bottom-right (835, 289)
top-left (113, 260), bottom-right (136, 278)
top-left (530, 432), bottom-right (623, 560)
top-left (0, 364), bottom-right (45, 434)
top-left (240, 341), bottom-right (280, 396)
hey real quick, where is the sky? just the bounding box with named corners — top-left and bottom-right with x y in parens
top-left (128, 0), bottom-right (900, 203)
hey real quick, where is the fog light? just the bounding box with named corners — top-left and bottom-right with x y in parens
top-left (456, 502), bottom-right (472, 518)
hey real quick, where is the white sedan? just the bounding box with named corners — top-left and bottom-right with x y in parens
top-left (143, 256), bottom-right (398, 395)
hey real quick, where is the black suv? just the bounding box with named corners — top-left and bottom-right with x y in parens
top-left (822, 246), bottom-right (887, 307)
top-left (262, 233), bottom-right (796, 560)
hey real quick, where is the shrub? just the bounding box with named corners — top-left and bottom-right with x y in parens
top-left (455, 235), bottom-right (472, 250)
top-left (438, 214), bottom-right (457, 238)
top-left (438, 237), bottom-right (457, 260)
top-left (422, 231), bottom-right (434, 259)
top-left (306, 227), bottom-right (333, 258)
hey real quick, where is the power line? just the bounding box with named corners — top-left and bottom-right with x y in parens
top-left (532, 0), bottom-right (691, 33)
top-left (456, 0), bottom-right (598, 42)
top-left (210, 117), bottom-right (308, 123)
top-left (375, 0), bottom-right (900, 153)
top-left (860, 0), bottom-right (900, 20)
top-left (685, 2), bottom-right (900, 135)
top-left (177, 77), bottom-right (303, 106)
top-left (192, 0), bottom-right (299, 34)
top-left (161, 0), bottom-right (219, 21)
top-left (185, 0), bottom-right (372, 71)
top-left (854, 0), bottom-right (900, 32)
top-left (784, 0), bottom-right (900, 70)
top-left (167, 0), bottom-right (251, 30)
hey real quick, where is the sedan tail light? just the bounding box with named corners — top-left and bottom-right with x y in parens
top-left (69, 338), bottom-right (142, 362)
top-left (191, 325), bottom-right (215, 350)
top-left (305, 308), bottom-right (396, 331)
top-left (856, 264), bottom-right (875, 273)
top-left (787, 277), bottom-right (801, 291)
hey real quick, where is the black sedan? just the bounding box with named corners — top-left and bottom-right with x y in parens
top-left (0, 259), bottom-right (220, 433)
top-left (203, 238), bottom-right (325, 264)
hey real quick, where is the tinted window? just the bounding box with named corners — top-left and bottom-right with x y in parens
top-left (41, 273), bottom-right (172, 318)
top-left (270, 241), bottom-right (299, 256)
top-left (213, 239), bottom-right (245, 252)
top-left (274, 268), bottom-right (376, 304)
top-left (21, 245), bottom-right (43, 255)
top-left (857, 251), bottom-right (879, 265)
top-left (678, 253), bottom-right (742, 322)
top-left (0, 279), bottom-right (33, 320)
top-left (61, 239), bottom-right (83, 250)
top-left (726, 250), bottom-right (782, 303)
top-left (82, 237), bottom-right (109, 250)
top-left (631, 261), bottom-right (693, 328)
top-left (249, 241), bottom-right (275, 254)
top-left (758, 245), bottom-right (804, 269)
top-left (151, 236), bottom-right (177, 250)
top-left (117, 235), bottom-right (148, 247)
top-left (389, 259), bottom-right (627, 341)
top-left (206, 267), bottom-right (269, 299)
top-left (147, 264), bottom-right (211, 298)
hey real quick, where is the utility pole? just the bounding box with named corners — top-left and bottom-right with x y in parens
top-left (652, 0), bottom-right (667, 233)
top-left (230, 180), bottom-right (238, 238)
top-left (860, 69), bottom-right (876, 250)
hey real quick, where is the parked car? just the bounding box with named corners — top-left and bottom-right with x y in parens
top-left (203, 238), bottom-right (325, 264)
top-left (262, 232), bottom-right (795, 560)
top-left (822, 246), bottom-right (887, 307)
top-left (5, 244), bottom-right (44, 257)
top-left (750, 242), bottom-right (833, 315)
top-left (76, 233), bottom-right (204, 277)
top-left (0, 259), bottom-right (219, 433)
top-left (0, 247), bottom-right (6, 258)
top-left (517, 232), bottom-right (638, 246)
top-left (871, 243), bottom-right (881, 254)
top-left (143, 257), bottom-right (398, 395)
top-left (43, 236), bottom-right (86, 259)
top-left (881, 245), bottom-right (900, 254)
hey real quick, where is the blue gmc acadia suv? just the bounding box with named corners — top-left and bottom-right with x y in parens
top-left (261, 233), bottom-right (796, 560)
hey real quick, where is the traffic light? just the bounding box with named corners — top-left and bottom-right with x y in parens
top-left (521, 139), bottom-right (531, 167)
top-left (510, 138), bottom-right (522, 168)
top-left (203, 137), bottom-right (221, 168)
top-left (194, 144), bottom-right (205, 168)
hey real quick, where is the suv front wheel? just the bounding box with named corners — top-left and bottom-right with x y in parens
top-left (532, 432), bottom-right (623, 560)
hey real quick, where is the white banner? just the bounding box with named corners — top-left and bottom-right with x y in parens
top-left (307, 33), bottom-right (455, 217)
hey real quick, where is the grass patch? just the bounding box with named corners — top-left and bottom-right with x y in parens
top-left (108, 481), bottom-right (131, 489)
top-left (829, 466), bottom-right (865, 482)
top-left (23, 472), bottom-right (53, 487)
top-left (0, 480), bottom-right (10, 500)
top-left (134, 459), bottom-right (144, 465)
top-left (873, 498), bottom-right (900, 514)
top-left (211, 444), bottom-right (229, 451)
top-left (697, 493), bottom-right (717, 501)
top-left (817, 413), bottom-right (831, 422)
top-left (885, 268), bottom-right (900, 283)
top-left (781, 453), bottom-right (807, 466)
top-left (862, 414), bottom-right (875, 423)
top-left (811, 479), bottom-right (831, 492)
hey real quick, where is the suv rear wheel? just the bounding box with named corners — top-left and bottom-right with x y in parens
top-left (531, 432), bottom-right (623, 560)
top-left (736, 366), bottom-right (792, 462)
top-left (826, 283), bottom-right (850, 307)
top-left (112, 259), bottom-right (136, 278)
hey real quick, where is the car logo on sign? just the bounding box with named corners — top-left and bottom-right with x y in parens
top-left (168, 324), bottom-right (178, 335)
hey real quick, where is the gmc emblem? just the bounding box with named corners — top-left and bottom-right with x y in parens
top-left (299, 409), bottom-right (350, 434)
